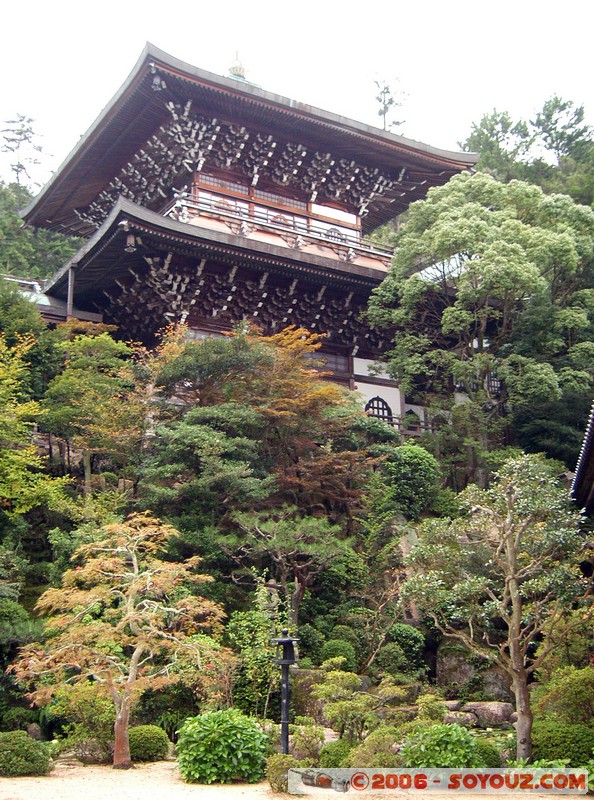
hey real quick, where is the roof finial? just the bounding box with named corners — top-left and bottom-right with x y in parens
top-left (229, 51), bottom-right (246, 81)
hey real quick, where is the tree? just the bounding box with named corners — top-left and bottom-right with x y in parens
top-left (10, 512), bottom-right (227, 768)
top-left (461, 98), bottom-right (594, 206)
top-left (0, 183), bottom-right (80, 280)
top-left (367, 172), bottom-right (594, 483)
top-left (0, 333), bottom-right (67, 516)
top-left (402, 454), bottom-right (593, 760)
top-left (374, 79), bottom-right (405, 132)
top-left (143, 326), bottom-right (377, 525)
top-left (226, 506), bottom-right (353, 628)
top-left (42, 331), bottom-right (142, 497)
top-left (1, 115), bottom-right (43, 187)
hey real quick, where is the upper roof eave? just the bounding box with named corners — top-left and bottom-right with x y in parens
top-left (22, 43), bottom-right (477, 230)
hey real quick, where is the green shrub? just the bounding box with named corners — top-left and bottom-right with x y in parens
top-left (375, 643), bottom-right (408, 677)
top-left (290, 716), bottom-right (324, 761)
top-left (0, 730), bottom-right (53, 776)
top-left (319, 738), bottom-right (353, 768)
top-left (331, 625), bottom-right (366, 661)
top-left (177, 709), bottom-right (268, 783)
top-left (344, 726), bottom-right (403, 768)
top-left (0, 706), bottom-right (37, 732)
top-left (129, 725), bottom-right (170, 762)
top-left (49, 683), bottom-right (114, 763)
top-left (474, 738), bottom-right (502, 767)
top-left (532, 721), bottom-right (594, 767)
top-left (320, 640), bottom-right (357, 672)
top-left (416, 693), bottom-right (445, 723)
top-left (297, 624), bottom-right (326, 663)
top-left (387, 623), bottom-right (426, 669)
top-left (402, 723), bottom-right (483, 768)
top-left (533, 666), bottom-right (594, 725)
top-left (265, 753), bottom-right (302, 793)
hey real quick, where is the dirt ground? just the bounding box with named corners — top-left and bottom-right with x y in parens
top-left (0, 759), bottom-right (569, 800)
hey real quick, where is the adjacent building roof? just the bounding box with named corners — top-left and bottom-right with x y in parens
top-left (22, 43), bottom-right (477, 237)
top-left (572, 402), bottom-right (594, 514)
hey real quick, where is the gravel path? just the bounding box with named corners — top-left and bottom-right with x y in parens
top-left (0, 761), bottom-right (279, 800)
top-left (0, 760), bottom-right (569, 800)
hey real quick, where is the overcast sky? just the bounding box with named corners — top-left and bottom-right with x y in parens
top-left (1, 0), bottom-right (592, 188)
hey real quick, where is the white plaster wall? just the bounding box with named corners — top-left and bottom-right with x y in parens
top-left (354, 381), bottom-right (404, 418)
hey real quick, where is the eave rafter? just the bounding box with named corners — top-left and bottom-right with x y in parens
top-left (94, 242), bottom-right (390, 353)
top-left (74, 100), bottom-right (416, 230)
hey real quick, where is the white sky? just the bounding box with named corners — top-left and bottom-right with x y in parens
top-left (1, 0), bottom-right (593, 188)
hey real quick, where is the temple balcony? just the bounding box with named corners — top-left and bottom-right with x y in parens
top-left (164, 191), bottom-right (392, 272)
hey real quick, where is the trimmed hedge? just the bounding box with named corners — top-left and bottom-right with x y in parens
top-left (129, 725), bottom-right (170, 762)
top-left (0, 730), bottom-right (53, 776)
top-left (532, 721), bottom-right (594, 767)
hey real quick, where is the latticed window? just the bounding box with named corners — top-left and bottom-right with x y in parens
top-left (365, 396), bottom-right (393, 423)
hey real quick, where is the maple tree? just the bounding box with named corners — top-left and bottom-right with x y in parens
top-left (10, 512), bottom-right (227, 768)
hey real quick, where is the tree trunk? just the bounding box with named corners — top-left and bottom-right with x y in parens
top-left (83, 450), bottom-right (92, 497)
top-left (512, 670), bottom-right (533, 761)
top-left (112, 698), bottom-right (133, 769)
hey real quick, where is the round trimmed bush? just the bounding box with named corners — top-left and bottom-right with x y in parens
top-left (0, 730), bottom-right (53, 776)
top-left (320, 640), bottom-right (357, 672)
top-left (319, 738), bottom-right (353, 768)
top-left (375, 642), bottom-right (408, 677)
top-left (387, 623), bottom-right (426, 668)
top-left (532, 721), bottom-right (594, 767)
top-left (129, 724), bottom-right (170, 762)
top-left (177, 709), bottom-right (268, 783)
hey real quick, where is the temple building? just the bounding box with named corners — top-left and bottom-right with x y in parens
top-left (23, 44), bottom-right (476, 427)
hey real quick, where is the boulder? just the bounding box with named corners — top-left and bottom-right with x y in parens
top-left (461, 701), bottom-right (514, 727)
top-left (444, 711), bottom-right (478, 727)
top-left (443, 700), bottom-right (462, 711)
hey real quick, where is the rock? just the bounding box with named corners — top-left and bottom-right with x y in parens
top-left (444, 711), bottom-right (477, 727)
top-left (443, 700), bottom-right (462, 711)
top-left (436, 642), bottom-right (512, 702)
top-left (26, 723), bottom-right (42, 740)
top-left (461, 701), bottom-right (514, 727)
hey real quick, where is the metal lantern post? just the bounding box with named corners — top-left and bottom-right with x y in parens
top-left (272, 629), bottom-right (299, 754)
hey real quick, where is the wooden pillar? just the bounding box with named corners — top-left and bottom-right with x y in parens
top-left (66, 268), bottom-right (75, 319)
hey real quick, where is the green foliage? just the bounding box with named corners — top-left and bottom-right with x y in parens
top-left (473, 738), bottom-right (502, 767)
top-left (387, 623), bottom-right (426, 669)
top-left (128, 725), bottom-right (170, 762)
top-left (227, 606), bottom-right (278, 717)
top-left (265, 752), bottom-right (303, 793)
top-left (319, 738), bottom-right (353, 768)
top-left (461, 98), bottom-right (594, 205)
top-left (49, 683), bottom-right (115, 763)
top-left (375, 642), bottom-right (407, 677)
top-left (176, 709), bottom-right (268, 783)
top-left (344, 726), bottom-right (403, 768)
top-left (368, 172), bottom-right (594, 479)
top-left (290, 716), bottom-right (325, 761)
top-left (297, 623), bottom-right (325, 664)
top-left (402, 723), bottom-right (484, 768)
top-left (0, 730), bottom-right (53, 776)
top-left (320, 640), bottom-right (357, 673)
top-left (416, 693), bottom-right (446, 723)
top-left (533, 667), bottom-right (594, 725)
top-left (0, 182), bottom-right (80, 280)
top-left (531, 721), bottom-right (594, 767)
top-left (380, 444), bottom-right (440, 520)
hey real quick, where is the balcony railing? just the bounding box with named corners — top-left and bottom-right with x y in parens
top-left (165, 194), bottom-right (392, 266)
